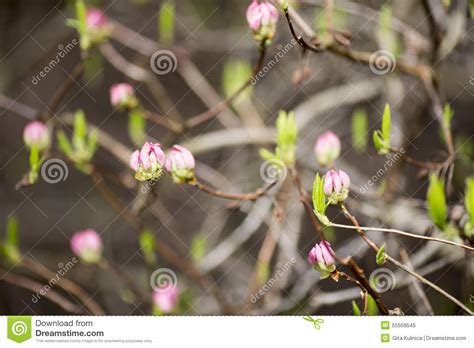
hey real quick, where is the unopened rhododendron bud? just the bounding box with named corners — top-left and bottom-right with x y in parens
top-left (86, 8), bottom-right (106, 29)
top-left (165, 145), bottom-right (195, 184)
top-left (324, 169), bottom-right (350, 204)
top-left (23, 121), bottom-right (50, 150)
top-left (153, 286), bottom-right (179, 314)
top-left (308, 240), bottom-right (336, 279)
top-left (110, 83), bottom-right (139, 110)
top-left (130, 142), bottom-right (166, 181)
top-left (70, 229), bottom-right (103, 264)
top-left (246, 0), bottom-right (279, 43)
top-left (314, 131), bottom-right (340, 167)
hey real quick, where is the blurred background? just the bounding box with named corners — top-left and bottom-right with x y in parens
top-left (0, 0), bottom-right (473, 315)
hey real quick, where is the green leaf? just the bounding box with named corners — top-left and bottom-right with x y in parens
top-left (29, 145), bottom-right (40, 171)
top-left (352, 108), bottom-right (368, 152)
top-left (367, 295), bottom-right (378, 316)
top-left (73, 109), bottom-right (87, 150)
top-left (75, 0), bottom-right (87, 34)
top-left (259, 148), bottom-right (275, 161)
top-left (159, 1), bottom-right (175, 45)
top-left (352, 300), bottom-right (361, 316)
top-left (222, 59), bottom-right (252, 100)
top-left (191, 234), bottom-right (206, 262)
top-left (275, 110), bottom-right (297, 166)
top-left (427, 173), bottom-right (447, 230)
top-left (376, 243), bottom-right (386, 265)
top-left (128, 109), bottom-right (146, 146)
top-left (6, 216), bottom-right (18, 247)
top-left (381, 103), bottom-right (391, 141)
top-left (443, 103), bottom-right (454, 130)
top-left (465, 177), bottom-right (474, 225)
top-left (139, 229), bottom-right (156, 266)
top-left (57, 130), bottom-right (74, 158)
top-left (312, 173), bottom-right (327, 216)
top-left (373, 131), bottom-right (382, 152)
top-left (87, 128), bottom-right (98, 157)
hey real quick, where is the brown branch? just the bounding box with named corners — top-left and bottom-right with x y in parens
top-left (191, 178), bottom-right (275, 201)
top-left (339, 204), bottom-right (473, 315)
top-left (0, 268), bottom-right (83, 314)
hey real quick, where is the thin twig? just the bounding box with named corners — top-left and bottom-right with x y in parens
top-left (191, 178), bottom-right (276, 201)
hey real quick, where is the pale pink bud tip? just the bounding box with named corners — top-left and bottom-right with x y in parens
top-left (130, 142), bottom-right (166, 181)
top-left (110, 83), bottom-right (136, 109)
top-left (308, 240), bottom-right (336, 279)
top-left (23, 121), bottom-right (50, 150)
top-left (70, 229), bottom-right (103, 263)
top-left (86, 9), bottom-right (106, 29)
top-left (153, 286), bottom-right (179, 314)
top-left (323, 169), bottom-right (350, 204)
top-left (246, 0), bottom-right (279, 42)
top-left (314, 131), bottom-right (341, 167)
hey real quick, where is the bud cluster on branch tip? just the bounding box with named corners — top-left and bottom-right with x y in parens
top-left (307, 241), bottom-right (336, 279)
top-left (246, 0), bottom-right (279, 44)
top-left (110, 83), bottom-right (139, 110)
top-left (83, 8), bottom-right (110, 47)
top-left (165, 145), bottom-right (196, 184)
top-left (324, 169), bottom-right (350, 204)
top-left (70, 229), bottom-right (103, 264)
top-left (314, 131), bottom-right (340, 167)
top-left (153, 286), bottom-right (180, 314)
top-left (130, 142), bottom-right (166, 182)
top-left (23, 121), bottom-right (50, 150)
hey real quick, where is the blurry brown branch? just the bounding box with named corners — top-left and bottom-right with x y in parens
top-left (191, 178), bottom-right (276, 202)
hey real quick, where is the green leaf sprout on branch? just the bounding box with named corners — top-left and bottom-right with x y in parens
top-left (373, 103), bottom-right (391, 155)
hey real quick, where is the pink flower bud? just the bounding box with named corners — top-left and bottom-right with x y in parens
top-left (165, 145), bottom-right (195, 183)
top-left (323, 169), bottom-right (350, 204)
top-left (130, 142), bottom-right (166, 181)
top-left (70, 229), bottom-right (103, 263)
top-left (23, 121), bottom-right (50, 150)
top-left (308, 240), bottom-right (336, 279)
top-left (153, 286), bottom-right (179, 314)
top-left (110, 83), bottom-right (138, 110)
top-left (314, 131), bottom-right (341, 167)
top-left (86, 8), bottom-right (106, 29)
top-left (246, 0), bottom-right (279, 43)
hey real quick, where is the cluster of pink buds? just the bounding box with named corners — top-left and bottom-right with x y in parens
top-left (70, 229), bottom-right (103, 264)
top-left (246, 0), bottom-right (279, 43)
top-left (307, 240), bottom-right (336, 279)
top-left (165, 145), bottom-right (196, 184)
top-left (109, 83), bottom-right (139, 110)
top-left (314, 131), bottom-right (341, 167)
top-left (130, 143), bottom-right (195, 183)
top-left (23, 121), bottom-right (50, 151)
top-left (152, 286), bottom-right (180, 314)
top-left (324, 169), bottom-right (350, 204)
